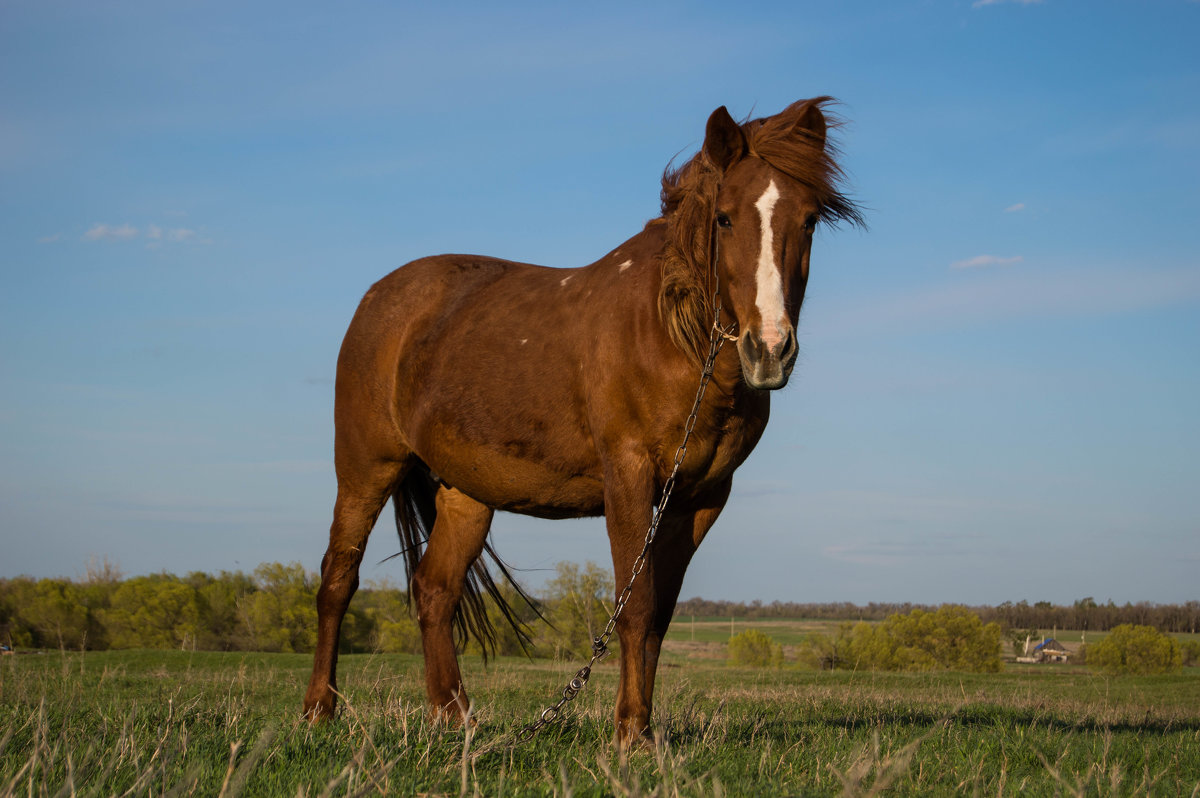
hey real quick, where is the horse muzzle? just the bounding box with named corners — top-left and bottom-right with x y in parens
top-left (737, 325), bottom-right (798, 390)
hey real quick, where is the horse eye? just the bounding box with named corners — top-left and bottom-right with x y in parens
top-left (716, 212), bottom-right (732, 229)
top-left (804, 215), bottom-right (818, 234)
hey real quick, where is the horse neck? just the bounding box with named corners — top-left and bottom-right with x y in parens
top-left (615, 220), bottom-right (755, 409)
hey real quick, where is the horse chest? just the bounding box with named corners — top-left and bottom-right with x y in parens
top-left (667, 403), bottom-right (767, 496)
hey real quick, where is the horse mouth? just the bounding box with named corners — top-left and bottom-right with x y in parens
top-left (740, 355), bottom-right (794, 390)
top-left (737, 332), bottom-right (797, 391)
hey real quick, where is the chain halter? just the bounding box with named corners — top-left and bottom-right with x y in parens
top-left (503, 209), bottom-right (738, 748)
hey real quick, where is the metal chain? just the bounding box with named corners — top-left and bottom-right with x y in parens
top-left (513, 282), bottom-right (736, 745)
top-left (458, 200), bottom-right (739, 758)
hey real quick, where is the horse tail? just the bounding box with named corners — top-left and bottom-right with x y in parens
top-left (392, 464), bottom-right (543, 660)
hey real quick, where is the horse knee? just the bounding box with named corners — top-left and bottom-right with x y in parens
top-left (317, 548), bottom-right (362, 607)
top-left (614, 602), bottom-right (653, 637)
top-left (412, 572), bottom-right (458, 629)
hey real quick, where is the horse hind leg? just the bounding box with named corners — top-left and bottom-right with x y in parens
top-left (412, 484), bottom-right (494, 724)
top-left (303, 458), bottom-right (408, 721)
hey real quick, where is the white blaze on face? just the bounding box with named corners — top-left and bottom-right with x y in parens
top-left (753, 180), bottom-right (786, 348)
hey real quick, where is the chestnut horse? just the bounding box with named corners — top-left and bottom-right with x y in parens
top-left (303, 98), bottom-right (862, 744)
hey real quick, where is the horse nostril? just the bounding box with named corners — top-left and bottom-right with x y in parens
top-left (779, 328), bottom-right (797, 364)
top-left (743, 332), bottom-right (763, 360)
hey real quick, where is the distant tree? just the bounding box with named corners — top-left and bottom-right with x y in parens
top-left (728, 629), bottom-right (783, 668)
top-left (1180, 640), bottom-right (1200, 668)
top-left (795, 623), bottom-right (855, 670)
top-left (22, 579), bottom-right (90, 649)
top-left (1072, 597), bottom-right (1098, 631)
top-left (1009, 628), bottom-right (1039, 658)
top-left (375, 615), bottom-right (421, 654)
top-left (538, 562), bottom-right (613, 659)
top-left (237, 563), bottom-right (318, 653)
top-left (100, 576), bottom-right (200, 649)
top-left (78, 557), bottom-right (122, 648)
top-left (461, 577), bottom-right (542, 658)
top-left (845, 621), bottom-right (899, 670)
top-left (1087, 624), bottom-right (1182, 675)
top-left (185, 570), bottom-right (255, 650)
top-left (349, 579), bottom-right (420, 654)
top-left (83, 555), bottom-right (123, 585)
top-left (0, 577), bottom-right (40, 648)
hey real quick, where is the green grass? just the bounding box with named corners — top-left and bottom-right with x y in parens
top-left (665, 617), bottom-right (849, 647)
top-left (2, 648), bottom-right (1199, 796)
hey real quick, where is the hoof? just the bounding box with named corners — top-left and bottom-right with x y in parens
top-left (614, 722), bottom-right (655, 752)
top-left (302, 689), bottom-right (337, 723)
top-left (302, 705), bottom-right (335, 723)
top-left (431, 692), bottom-right (476, 729)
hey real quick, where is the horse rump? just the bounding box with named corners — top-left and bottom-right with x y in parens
top-left (392, 464), bottom-right (543, 659)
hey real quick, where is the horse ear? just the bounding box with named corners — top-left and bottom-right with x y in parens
top-left (703, 106), bottom-right (747, 171)
top-left (789, 99), bottom-right (827, 150)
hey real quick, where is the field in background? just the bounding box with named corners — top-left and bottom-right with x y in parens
top-left (3, 644), bottom-right (1199, 796)
top-left (664, 616), bottom-right (1200, 662)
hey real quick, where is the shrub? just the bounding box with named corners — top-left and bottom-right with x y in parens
top-left (845, 605), bottom-right (1002, 673)
top-left (794, 624), bottom-right (854, 670)
top-left (728, 629), bottom-right (783, 668)
top-left (1088, 624), bottom-right (1182, 675)
top-left (1182, 640), bottom-right (1200, 667)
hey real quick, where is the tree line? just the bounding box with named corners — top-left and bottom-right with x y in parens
top-left (0, 560), bottom-right (614, 659)
top-left (3, 561), bottom-right (1196, 656)
top-left (674, 596), bottom-right (1200, 634)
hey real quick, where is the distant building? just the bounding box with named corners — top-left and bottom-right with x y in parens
top-left (1016, 636), bottom-right (1070, 664)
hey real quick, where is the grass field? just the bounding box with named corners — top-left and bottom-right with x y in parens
top-left (2, 644), bottom-right (1199, 796)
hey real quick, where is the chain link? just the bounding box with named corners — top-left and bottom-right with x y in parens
top-left (512, 290), bottom-right (736, 745)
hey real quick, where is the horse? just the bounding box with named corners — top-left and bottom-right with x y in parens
top-left (302, 97), bottom-right (862, 745)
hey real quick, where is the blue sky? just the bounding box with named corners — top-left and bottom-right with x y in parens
top-left (2, 0), bottom-right (1197, 606)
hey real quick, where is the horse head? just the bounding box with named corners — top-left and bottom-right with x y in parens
top-left (660, 98), bottom-right (862, 390)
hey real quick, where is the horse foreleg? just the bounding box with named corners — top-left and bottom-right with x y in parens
top-left (603, 464), bottom-right (658, 747)
top-left (412, 485), bottom-right (493, 724)
top-left (641, 481), bottom-right (730, 711)
top-left (303, 469), bottom-right (400, 721)
top-left (639, 526), bottom-right (696, 713)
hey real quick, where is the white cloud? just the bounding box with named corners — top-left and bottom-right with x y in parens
top-left (37, 233), bottom-right (61, 243)
top-left (84, 223), bottom-right (138, 241)
top-left (950, 254), bottom-right (1024, 270)
top-left (82, 222), bottom-right (208, 244)
top-left (1004, 202), bottom-right (1026, 213)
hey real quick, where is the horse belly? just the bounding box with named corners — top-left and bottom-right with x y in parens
top-left (445, 449), bottom-right (606, 518)
top-left (413, 411), bottom-right (606, 518)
